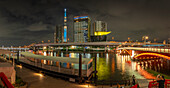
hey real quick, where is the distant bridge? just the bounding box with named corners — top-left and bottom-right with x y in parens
top-left (32, 42), bottom-right (170, 47)
top-left (118, 47), bottom-right (170, 54)
top-left (118, 47), bottom-right (170, 60)
top-left (0, 47), bottom-right (29, 52)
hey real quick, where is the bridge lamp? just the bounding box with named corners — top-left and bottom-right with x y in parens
top-left (43, 46), bottom-right (47, 49)
top-left (142, 36), bottom-right (149, 43)
top-left (145, 36), bottom-right (148, 40)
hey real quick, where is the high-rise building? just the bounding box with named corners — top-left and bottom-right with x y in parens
top-left (93, 21), bottom-right (107, 32)
top-left (73, 15), bottom-right (91, 42)
top-left (91, 21), bottom-right (110, 42)
top-left (54, 25), bottom-right (63, 43)
top-left (63, 8), bottom-right (67, 43)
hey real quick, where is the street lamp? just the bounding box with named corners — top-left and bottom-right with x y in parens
top-left (128, 37), bottom-right (130, 42)
top-left (112, 37), bottom-right (114, 40)
top-left (48, 40), bottom-right (50, 43)
top-left (154, 38), bottom-right (157, 43)
top-left (142, 36), bottom-right (149, 43)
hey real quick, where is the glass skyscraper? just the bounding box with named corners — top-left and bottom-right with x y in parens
top-left (73, 16), bottom-right (91, 42)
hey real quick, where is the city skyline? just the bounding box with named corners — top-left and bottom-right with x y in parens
top-left (0, 0), bottom-right (170, 46)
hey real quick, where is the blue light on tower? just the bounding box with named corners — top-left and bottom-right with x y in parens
top-left (63, 8), bottom-right (67, 42)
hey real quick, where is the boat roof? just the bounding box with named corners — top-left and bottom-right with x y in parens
top-left (20, 52), bottom-right (92, 64)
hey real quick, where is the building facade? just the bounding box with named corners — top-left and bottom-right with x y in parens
top-left (54, 25), bottom-right (63, 43)
top-left (74, 16), bottom-right (91, 43)
top-left (93, 21), bottom-right (107, 32)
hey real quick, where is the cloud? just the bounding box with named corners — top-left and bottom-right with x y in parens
top-left (27, 22), bottom-right (49, 31)
top-left (0, 0), bottom-right (170, 46)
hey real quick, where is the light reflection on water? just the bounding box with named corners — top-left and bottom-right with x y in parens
top-left (51, 52), bottom-right (145, 81)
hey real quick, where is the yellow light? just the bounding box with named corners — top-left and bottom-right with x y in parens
top-left (77, 84), bottom-right (90, 88)
top-left (94, 31), bottom-right (111, 36)
top-left (64, 26), bottom-right (67, 29)
top-left (39, 74), bottom-right (43, 77)
top-left (134, 53), bottom-right (170, 60)
top-left (34, 73), bottom-right (44, 77)
top-left (128, 37), bottom-right (130, 40)
top-left (16, 65), bottom-right (22, 69)
top-left (43, 47), bottom-right (47, 49)
top-left (145, 36), bottom-right (148, 39)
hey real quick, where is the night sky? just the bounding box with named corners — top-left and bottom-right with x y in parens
top-left (0, 0), bottom-right (170, 46)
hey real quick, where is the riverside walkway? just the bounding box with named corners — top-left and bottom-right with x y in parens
top-left (136, 79), bottom-right (149, 88)
top-left (16, 66), bottom-right (131, 88)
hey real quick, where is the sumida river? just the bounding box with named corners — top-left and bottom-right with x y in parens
top-left (50, 51), bottom-right (145, 84)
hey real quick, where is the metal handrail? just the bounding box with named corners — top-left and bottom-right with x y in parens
top-left (0, 72), bottom-right (14, 88)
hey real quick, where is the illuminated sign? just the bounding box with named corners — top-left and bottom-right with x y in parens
top-left (74, 16), bottom-right (88, 20)
top-left (94, 31), bottom-right (111, 36)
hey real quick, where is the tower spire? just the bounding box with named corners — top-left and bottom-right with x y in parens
top-left (63, 8), bottom-right (67, 42)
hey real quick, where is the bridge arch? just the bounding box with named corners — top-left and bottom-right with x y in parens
top-left (120, 49), bottom-right (132, 55)
top-left (134, 53), bottom-right (170, 60)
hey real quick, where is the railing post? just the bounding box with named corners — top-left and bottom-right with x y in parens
top-left (94, 53), bottom-right (97, 86)
top-left (17, 50), bottom-right (19, 64)
top-left (79, 53), bottom-right (82, 83)
top-left (160, 48), bottom-right (161, 52)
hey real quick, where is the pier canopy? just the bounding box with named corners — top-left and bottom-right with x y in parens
top-left (20, 52), bottom-right (92, 64)
top-left (0, 49), bottom-right (16, 55)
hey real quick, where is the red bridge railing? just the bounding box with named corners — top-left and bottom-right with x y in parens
top-left (130, 84), bottom-right (138, 88)
top-left (165, 79), bottom-right (170, 88)
top-left (0, 72), bottom-right (14, 88)
top-left (148, 79), bottom-right (170, 88)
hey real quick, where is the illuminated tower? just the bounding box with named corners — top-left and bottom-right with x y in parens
top-left (63, 8), bottom-right (67, 43)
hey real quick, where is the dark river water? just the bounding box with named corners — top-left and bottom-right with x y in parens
top-left (50, 51), bottom-right (145, 83)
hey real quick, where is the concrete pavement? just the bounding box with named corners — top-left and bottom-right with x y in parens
top-left (16, 66), bottom-right (126, 88)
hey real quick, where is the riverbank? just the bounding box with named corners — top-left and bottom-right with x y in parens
top-left (145, 69), bottom-right (170, 79)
